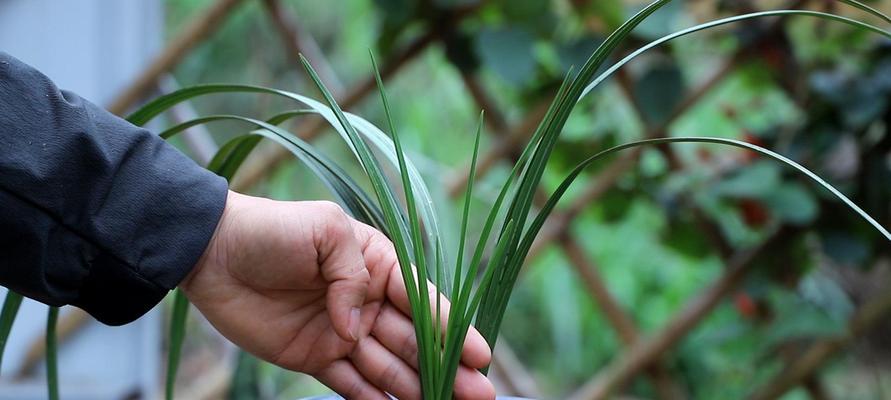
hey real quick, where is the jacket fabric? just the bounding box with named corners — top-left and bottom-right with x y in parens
top-left (0, 52), bottom-right (227, 325)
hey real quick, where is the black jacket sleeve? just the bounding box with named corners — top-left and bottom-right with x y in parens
top-left (0, 52), bottom-right (228, 325)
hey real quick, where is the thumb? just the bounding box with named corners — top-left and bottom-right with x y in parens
top-left (325, 265), bottom-right (370, 342)
top-left (315, 204), bottom-right (371, 342)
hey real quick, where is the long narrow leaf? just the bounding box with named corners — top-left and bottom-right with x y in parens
top-left (46, 307), bottom-right (59, 400)
top-left (369, 52), bottom-right (439, 395)
top-left (165, 290), bottom-right (189, 400)
top-left (439, 219), bottom-right (516, 398)
top-left (451, 111), bottom-right (484, 302)
top-left (512, 137), bottom-right (891, 287)
top-left (160, 114), bottom-right (388, 232)
top-left (580, 10), bottom-right (891, 100)
top-left (837, 0), bottom-right (891, 24)
top-left (0, 291), bottom-right (23, 373)
top-left (469, 71), bottom-right (577, 342)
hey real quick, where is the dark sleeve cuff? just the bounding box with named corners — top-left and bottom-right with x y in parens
top-left (73, 251), bottom-right (173, 326)
top-left (71, 178), bottom-right (228, 326)
top-left (0, 51), bottom-right (228, 325)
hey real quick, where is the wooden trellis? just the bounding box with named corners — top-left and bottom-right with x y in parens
top-left (31, 0), bottom-right (891, 399)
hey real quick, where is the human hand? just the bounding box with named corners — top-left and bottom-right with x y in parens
top-left (180, 191), bottom-right (496, 400)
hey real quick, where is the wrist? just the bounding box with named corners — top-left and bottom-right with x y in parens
top-left (180, 190), bottom-right (239, 295)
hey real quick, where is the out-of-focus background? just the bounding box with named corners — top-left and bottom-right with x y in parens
top-left (2, 0), bottom-right (891, 399)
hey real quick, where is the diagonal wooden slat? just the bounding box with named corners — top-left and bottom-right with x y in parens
top-left (230, 30), bottom-right (437, 191)
top-left (107, 0), bottom-right (246, 115)
top-left (159, 75), bottom-right (220, 165)
top-left (234, 2), bottom-right (484, 192)
top-left (749, 289), bottom-right (891, 400)
top-left (446, 100), bottom-right (551, 197)
top-left (560, 237), bottom-right (686, 400)
top-left (261, 0), bottom-right (344, 95)
top-left (568, 228), bottom-right (787, 400)
top-left (489, 337), bottom-right (545, 398)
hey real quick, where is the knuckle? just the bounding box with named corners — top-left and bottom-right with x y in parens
top-left (311, 201), bottom-right (352, 239)
top-left (316, 200), bottom-right (347, 222)
top-left (400, 330), bottom-right (419, 366)
top-left (345, 380), bottom-right (364, 399)
top-left (378, 360), bottom-right (401, 394)
top-left (368, 233), bottom-right (395, 253)
top-left (365, 234), bottom-right (398, 266)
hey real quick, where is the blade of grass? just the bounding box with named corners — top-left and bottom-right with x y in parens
top-left (489, 137), bottom-right (891, 349)
top-left (518, 136), bottom-right (891, 277)
top-left (0, 291), bottom-right (23, 373)
top-left (46, 306), bottom-right (59, 400)
top-left (434, 240), bottom-right (444, 389)
top-left (580, 10), bottom-right (891, 99)
top-left (439, 219), bottom-right (516, 398)
top-left (451, 111), bottom-right (484, 302)
top-left (204, 109), bottom-right (315, 180)
top-left (441, 111), bottom-right (484, 391)
top-left (837, 0), bottom-right (891, 24)
top-left (160, 114), bottom-right (389, 232)
top-left (347, 115), bottom-right (446, 283)
top-left (369, 51), bottom-right (438, 393)
top-left (206, 134), bottom-right (264, 182)
top-left (498, 0), bottom-right (674, 240)
top-left (165, 290), bottom-right (189, 400)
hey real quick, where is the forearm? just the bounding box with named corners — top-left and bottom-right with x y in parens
top-left (0, 52), bottom-right (227, 325)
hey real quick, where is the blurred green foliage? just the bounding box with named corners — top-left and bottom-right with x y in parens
top-left (164, 0), bottom-right (891, 398)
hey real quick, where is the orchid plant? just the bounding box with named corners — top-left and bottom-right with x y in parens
top-left (1, 1), bottom-right (890, 399)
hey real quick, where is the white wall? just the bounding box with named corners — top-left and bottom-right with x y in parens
top-left (0, 1), bottom-right (163, 399)
top-left (0, 0), bottom-right (161, 105)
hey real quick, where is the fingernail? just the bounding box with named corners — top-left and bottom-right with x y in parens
top-left (349, 307), bottom-right (361, 341)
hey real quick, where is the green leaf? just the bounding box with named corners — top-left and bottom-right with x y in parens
top-left (522, 138), bottom-right (890, 282)
top-left (46, 307), bottom-right (60, 400)
top-left (165, 290), bottom-right (189, 400)
top-left (0, 290), bottom-right (23, 373)
top-left (580, 9), bottom-right (891, 101)
top-left (161, 114), bottom-right (388, 231)
top-left (367, 52), bottom-right (438, 398)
